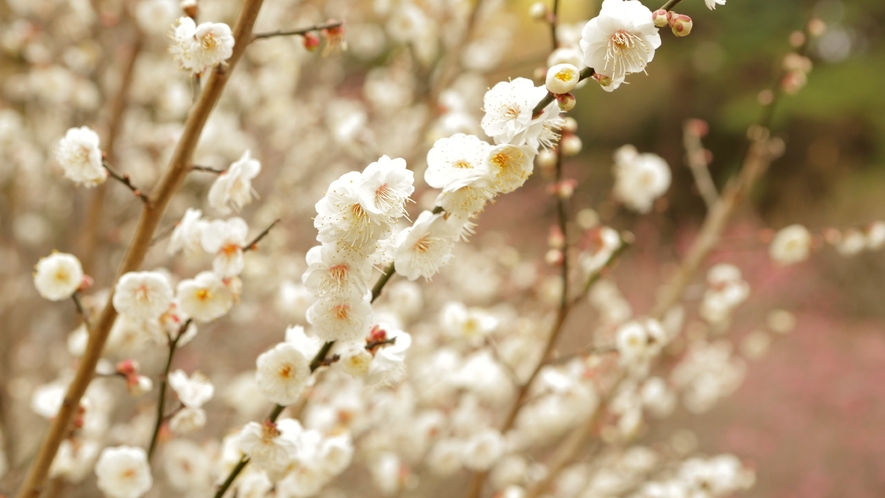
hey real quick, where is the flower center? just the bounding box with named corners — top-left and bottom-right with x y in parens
top-left (453, 160), bottom-right (473, 169)
top-left (413, 235), bottom-right (432, 253)
top-left (195, 288), bottom-right (211, 301)
top-left (333, 304), bottom-right (351, 320)
top-left (329, 264), bottom-right (348, 285)
top-left (350, 203), bottom-right (366, 219)
top-left (605, 30), bottom-right (649, 76)
top-left (221, 243), bottom-right (240, 257)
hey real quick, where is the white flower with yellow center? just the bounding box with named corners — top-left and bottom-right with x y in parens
top-left (167, 208), bottom-right (205, 256)
top-left (113, 271), bottom-right (174, 321)
top-left (481, 78), bottom-right (563, 150)
top-left (176, 271), bottom-right (234, 322)
top-left (34, 252), bottom-right (83, 301)
top-left (769, 224), bottom-right (812, 266)
top-left (200, 217), bottom-right (249, 278)
top-left (94, 446), bottom-right (153, 498)
top-left (168, 369), bottom-right (214, 408)
top-left (425, 134), bottom-right (492, 189)
top-left (255, 342), bottom-right (311, 405)
top-left (302, 243), bottom-right (374, 298)
top-left (611, 145), bottom-right (671, 213)
top-left (236, 419), bottom-right (302, 477)
top-left (55, 126), bottom-right (106, 187)
top-left (358, 155), bottom-right (415, 219)
top-left (580, 0), bottom-right (662, 82)
top-left (394, 211), bottom-right (459, 281)
top-left (306, 290), bottom-right (374, 342)
top-left (545, 63), bottom-right (581, 94)
top-left (315, 172), bottom-right (393, 249)
top-left (486, 144), bottom-right (536, 194)
top-left (170, 17), bottom-right (234, 75)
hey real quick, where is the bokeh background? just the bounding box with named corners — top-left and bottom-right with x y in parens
top-left (1, 0), bottom-right (885, 496)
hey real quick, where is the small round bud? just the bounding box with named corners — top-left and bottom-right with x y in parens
top-left (303, 32), bottom-right (320, 52)
top-left (561, 135), bottom-right (582, 156)
top-left (652, 9), bottom-right (669, 28)
top-left (529, 2), bottom-right (548, 20)
top-left (545, 249), bottom-right (563, 266)
top-left (545, 63), bottom-right (580, 94)
top-left (548, 226), bottom-right (565, 249)
top-left (807, 18), bottom-right (826, 38)
top-left (685, 118), bottom-right (709, 137)
top-left (781, 70), bottom-right (807, 95)
top-left (556, 93), bottom-right (576, 111)
top-left (562, 117), bottom-right (578, 133)
top-left (537, 149), bottom-right (557, 168)
top-left (789, 31), bottom-right (805, 48)
top-left (669, 13), bottom-right (692, 37)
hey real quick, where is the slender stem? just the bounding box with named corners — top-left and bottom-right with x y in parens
top-left (683, 123), bottom-right (719, 210)
top-left (371, 263), bottom-right (396, 302)
top-left (549, 0), bottom-right (560, 49)
top-left (309, 341), bottom-right (336, 373)
top-left (190, 165), bottom-right (226, 174)
top-left (660, 0), bottom-right (685, 11)
top-left (149, 222), bottom-right (177, 246)
top-left (146, 319), bottom-right (191, 461)
top-left (242, 219), bottom-right (280, 252)
top-left (532, 67), bottom-right (595, 116)
top-left (71, 293), bottom-right (89, 329)
top-left (14, 3), bottom-right (267, 497)
top-left (251, 20), bottom-right (343, 42)
top-left (102, 161), bottom-right (149, 205)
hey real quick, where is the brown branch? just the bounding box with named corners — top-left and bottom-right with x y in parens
top-left (251, 20), bottom-right (344, 42)
top-left (13, 2), bottom-right (267, 497)
top-left (242, 219), bottom-right (280, 252)
top-left (102, 161), bottom-right (149, 204)
top-left (71, 292), bottom-right (90, 329)
top-left (683, 122), bottom-right (719, 210)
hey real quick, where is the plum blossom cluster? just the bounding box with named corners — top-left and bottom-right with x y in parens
top-left (169, 17), bottom-right (235, 75)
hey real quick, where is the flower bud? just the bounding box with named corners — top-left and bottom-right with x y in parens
top-left (562, 117), bottom-right (578, 134)
top-left (529, 2), bottom-right (547, 20)
top-left (561, 135), bottom-right (582, 156)
top-left (545, 63), bottom-right (580, 94)
top-left (116, 359), bottom-right (139, 377)
top-left (652, 9), bottom-right (669, 28)
top-left (537, 149), bottom-right (557, 168)
top-left (181, 0), bottom-right (198, 19)
top-left (548, 226), bottom-right (565, 249)
top-left (545, 249), bottom-right (564, 266)
top-left (669, 13), bottom-right (692, 37)
top-left (303, 32), bottom-right (320, 52)
top-left (555, 93), bottom-right (576, 111)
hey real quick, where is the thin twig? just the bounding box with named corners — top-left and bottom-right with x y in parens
top-left (242, 219), bottom-right (280, 252)
top-left (146, 319), bottom-right (192, 461)
top-left (683, 123), bottom-right (719, 210)
top-left (371, 263), bottom-right (396, 302)
top-left (14, 3), bottom-right (267, 497)
top-left (190, 165), bottom-right (226, 174)
top-left (71, 292), bottom-right (90, 329)
top-left (102, 161), bottom-right (149, 205)
top-left (251, 20), bottom-right (344, 42)
top-left (149, 222), bottom-right (177, 246)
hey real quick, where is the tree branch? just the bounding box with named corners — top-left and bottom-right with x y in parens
top-left (683, 122), bottom-right (719, 210)
top-left (102, 161), bottom-right (149, 204)
top-left (14, 2), bottom-right (267, 496)
top-left (242, 219), bottom-right (280, 252)
top-left (251, 20), bottom-right (344, 42)
top-left (146, 319), bottom-right (192, 461)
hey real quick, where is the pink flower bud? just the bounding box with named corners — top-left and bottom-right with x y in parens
top-left (116, 359), bottom-right (139, 376)
top-left (548, 226), bottom-right (565, 249)
top-left (669, 13), bottom-right (692, 37)
top-left (555, 93), bottom-right (576, 111)
top-left (79, 274), bottom-right (94, 291)
top-left (545, 249), bottom-right (564, 266)
top-left (303, 32), bottom-right (320, 52)
top-left (652, 9), bottom-right (669, 28)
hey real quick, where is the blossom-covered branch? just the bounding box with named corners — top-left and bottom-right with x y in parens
top-left (102, 161), bottom-right (149, 204)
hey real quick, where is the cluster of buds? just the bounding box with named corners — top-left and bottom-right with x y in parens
top-left (546, 225), bottom-right (566, 266)
top-left (653, 9), bottom-right (693, 37)
top-left (781, 51), bottom-right (814, 95)
top-left (116, 360), bottom-right (153, 397)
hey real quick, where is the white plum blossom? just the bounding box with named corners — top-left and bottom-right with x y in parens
top-left (176, 271), bottom-right (234, 322)
top-left (486, 144), bottom-right (536, 194)
top-left (200, 217), bottom-right (249, 277)
top-left (167, 208), bottom-right (205, 256)
top-left (394, 211), bottom-right (458, 281)
top-left (169, 407), bottom-right (207, 435)
top-left (314, 171), bottom-right (393, 249)
top-left (441, 302), bottom-right (499, 344)
top-left (700, 264), bottom-right (750, 324)
top-left (612, 145), bottom-right (671, 213)
top-left (236, 419), bottom-right (302, 478)
top-left (168, 369), bottom-right (214, 408)
top-left (616, 318), bottom-right (667, 367)
top-left (94, 446), bottom-right (153, 498)
top-left (284, 325), bottom-right (323, 359)
top-left (170, 17), bottom-right (235, 75)
top-left (134, 0), bottom-right (179, 36)
top-left (318, 434), bottom-right (354, 476)
top-left (580, 0), bottom-right (662, 83)
top-left (33, 252), bottom-right (83, 301)
top-left (302, 244), bottom-right (373, 298)
top-left (706, 0), bottom-right (727, 10)
top-left (113, 271), bottom-right (174, 321)
top-left (545, 63), bottom-right (581, 94)
top-left (425, 134), bottom-right (492, 189)
top-left (481, 77), bottom-right (563, 150)
top-left (208, 150), bottom-right (261, 215)
top-left (307, 290), bottom-right (374, 342)
top-left (256, 342), bottom-right (311, 405)
top-left (358, 155), bottom-right (415, 219)
top-left (769, 224), bottom-right (812, 265)
top-left (339, 344), bottom-right (373, 377)
top-left (55, 126), bottom-right (106, 187)
top-left (366, 324), bottom-right (412, 386)
top-left (50, 438), bottom-right (101, 482)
